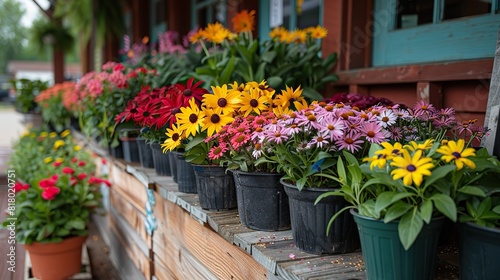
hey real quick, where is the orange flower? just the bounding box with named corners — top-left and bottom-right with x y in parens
top-left (202, 22), bottom-right (232, 44)
top-left (189, 28), bottom-right (204, 44)
top-left (232, 10), bottom-right (255, 33)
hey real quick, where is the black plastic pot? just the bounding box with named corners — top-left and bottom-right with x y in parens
top-left (151, 142), bottom-right (171, 176)
top-left (172, 151), bottom-right (197, 193)
top-left (168, 152), bottom-right (178, 183)
top-left (108, 140), bottom-right (124, 159)
top-left (458, 222), bottom-right (500, 280)
top-left (137, 138), bottom-right (154, 169)
top-left (233, 171), bottom-right (290, 231)
top-left (282, 179), bottom-right (360, 255)
top-left (193, 165), bottom-right (237, 211)
top-left (121, 137), bottom-right (140, 163)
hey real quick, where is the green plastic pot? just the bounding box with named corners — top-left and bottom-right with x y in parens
top-left (458, 222), bottom-right (500, 280)
top-left (351, 209), bottom-right (445, 280)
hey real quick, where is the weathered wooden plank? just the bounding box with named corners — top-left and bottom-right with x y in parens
top-left (110, 190), bottom-right (151, 248)
top-left (167, 200), bottom-right (269, 280)
top-left (206, 210), bottom-right (241, 232)
top-left (276, 253), bottom-right (366, 280)
top-left (337, 59), bottom-right (493, 85)
top-left (251, 240), bottom-right (320, 275)
top-left (179, 248), bottom-right (218, 280)
top-left (234, 231), bottom-right (294, 254)
top-left (152, 258), bottom-right (177, 280)
top-left (126, 165), bottom-right (155, 189)
top-left (108, 163), bottom-right (148, 213)
top-left (109, 208), bottom-right (153, 280)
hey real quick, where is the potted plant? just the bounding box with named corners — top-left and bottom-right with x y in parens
top-left (11, 78), bottom-right (49, 128)
top-left (455, 151), bottom-right (500, 280)
top-left (211, 84), bottom-right (304, 230)
top-left (258, 100), bottom-right (406, 254)
top-left (317, 100), bottom-right (500, 279)
top-left (35, 82), bottom-right (76, 132)
top-left (2, 129), bottom-right (110, 280)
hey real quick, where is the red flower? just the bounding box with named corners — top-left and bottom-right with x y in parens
top-left (126, 71), bottom-right (138, 79)
top-left (173, 78), bottom-right (208, 103)
top-left (77, 173), bottom-right (87, 180)
top-left (14, 182), bottom-right (29, 193)
top-left (70, 177), bottom-right (77, 186)
top-left (41, 186), bottom-right (60, 200)
top-left (70, 158), bottom-right (78, 163)
top-left (102, 179), bottom-right (112, 187)
top-left (62, 167), bottom-right (75, 174)
top-left (78, 161), bottom-right (86, 167)
top-left (88, 176), bottom-right (112, 187)
top-left (113, 63), bottom-right (125, 72)
top-left (53, 162), bottom-right (62, 167)
top-left (39, 178), bottom-right (56, 188)
top-left (51, 174), bottom-right (59, 181)
top-left (156, 89), bottom-right (188, 129)
top-left (101, 158), bottom-right (107, 165)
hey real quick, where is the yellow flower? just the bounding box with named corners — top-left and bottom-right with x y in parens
top-left (306, 25), bottom-right (328, 39)
top-left (245, 80), bottom-right (275, 98)
top-left (285, 29), bottom-right (307, 43)
top-left (202, 22), bottom-right (231, 44)
top-left (378, 142), bottom-right (404, 160)
top-left (232, 10), bottom-right (255, 33)
top-left (49, 132), bottom-right (57, 138)
top-left (271, 103), bottom-right (293, 117)
top-left (364, 153), bottom-right (389, 170)
top-left (404, 139), bottom-right (434, 152)
top-left (162, 124), bottom-right (184, 152)
top-left (40, 132), bottom-right (48, 138)
top-left (201, 108), bottom-right (234, 137)
top-left (274, 85), bottom-right (305, 109)
top-left (55, 157), bottom-right (64, 163)
top-left (436, 139), bottom-right (476, 170)
top-left (269, 27), bottom-right (289, 42)
top-left (390, 150), bottom-right (434, 187)
top-left (203, 84), bottom-right (241, 115)
top-left (60, 130), bottom-right (71, 137)
top-left (293, 99), bottom-right (309, 112)
top-left (73, 145), bottom-right (82, 151)
top-left (43, 157), bottom-right (53, 164)
top-left (239, 88), bottom-right (270, 117)
top-left (176, 98), bottom-right (205, 137)
top-left (29, 132), bottom-right (36, 138)
top-left (53, 140), bottom-right (65, 149)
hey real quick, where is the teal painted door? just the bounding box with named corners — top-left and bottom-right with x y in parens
top-left (373, 0), bottom-right (500, 66)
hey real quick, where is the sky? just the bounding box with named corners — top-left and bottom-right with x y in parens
top-left (18, 0), bottom-right (49, 27)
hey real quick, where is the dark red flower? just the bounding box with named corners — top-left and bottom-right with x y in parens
top-left (41, 186), bottom-right (60, 200)
top-left (77, 173), bottom-right (87, 180)
top-left (14, 182), bottom-right (29, 193)
top-left (78, 161), bottom-right (86, 167)
top-left (113, 63), bottom-right (125, 72)
top-left (53, 162), bottom-right (62, 167)
top-left (62, 167), bottom-right (75, 175)
top-left (156, 90), bottom-right (188, 129)
top-left (39, 178), bottom-right (56, 188)
top-left (173, 78), bottom-right (208, 103)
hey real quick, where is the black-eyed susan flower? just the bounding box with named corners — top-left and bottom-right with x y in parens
top-left (404, 139), bottom-right (434, 152)
top-left (175, 98), bottom-right (205, 137)
top-left (201, 108), bottom-right (235, 137)
top-left (436, 139), bottom-right (476, 170)
top-left (239, 88), bottom-right (270, 117)
top-left (162, 124), bottom-right (184, 152)
top-left (390, 149), bottom-right (434, 187)
top-left (203, 84), bottom-right (241, 115)
top-left (274, 85), bottom-right (305, 109)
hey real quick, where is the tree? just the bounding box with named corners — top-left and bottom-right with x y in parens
top-left (0, 0), bottom-right (28, 74)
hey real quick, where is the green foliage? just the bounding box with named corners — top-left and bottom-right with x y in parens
top-left (11, 78), bottom-right (48, 113)
top-left (2, 129), bottom-right (106, 244)
top-left (317, 141), bottom-right (500, 250)
top-left (31, 18), bottom-right (74, 52)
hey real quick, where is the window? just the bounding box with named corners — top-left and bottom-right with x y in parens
top-left (150, 0), bottom-right (167, 43)
top-left (373, 0), bottom-right (500, 66)
top-left (259, 0), bottom-right (323, 40)
top-left (190, 0), bottom-right (227, 29)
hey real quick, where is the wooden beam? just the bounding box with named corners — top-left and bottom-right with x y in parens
top-left (417, 82), bottom-right (443, 108)
top-left (336, 59), bottom-right (494, 85)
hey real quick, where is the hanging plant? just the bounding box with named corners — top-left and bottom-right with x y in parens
top-left (31, 18), bottom-right (75, 52)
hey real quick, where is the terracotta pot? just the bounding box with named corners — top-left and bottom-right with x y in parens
top-left (24, 235), bottom-right (87, 280)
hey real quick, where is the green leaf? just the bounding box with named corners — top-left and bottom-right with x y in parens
top-left (375, 192), bottom-right (398, 215)
top-left (420, 200), bottom-right (433, 224)
top-left (219, 56), bottom-right (236, 85)
top-left (266, 76), bottom-right (283, 88)
top-left (358, 200), bottom-right (378, 218)
top-left (430, 194), bottom-right (457, 221)
top-left (423, 165), bottom-right (456, 189)
top-left (261, 50), bottom-right (277, 63)
top-left (384, 201), bottom-right (412, 223)
top-left (399, 209), bottom-right (423, 250)
top-left (66, 219), bottom-right (86, 230)
top-left (458, 186), bottom-right (486, 197)
top-left (493, 205), bottom-right (500, 214)
top-left (302, 87), bottom-right (323, 101)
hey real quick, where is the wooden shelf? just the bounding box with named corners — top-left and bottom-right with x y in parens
top-left (76, 130), bottom-right (459, 279)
